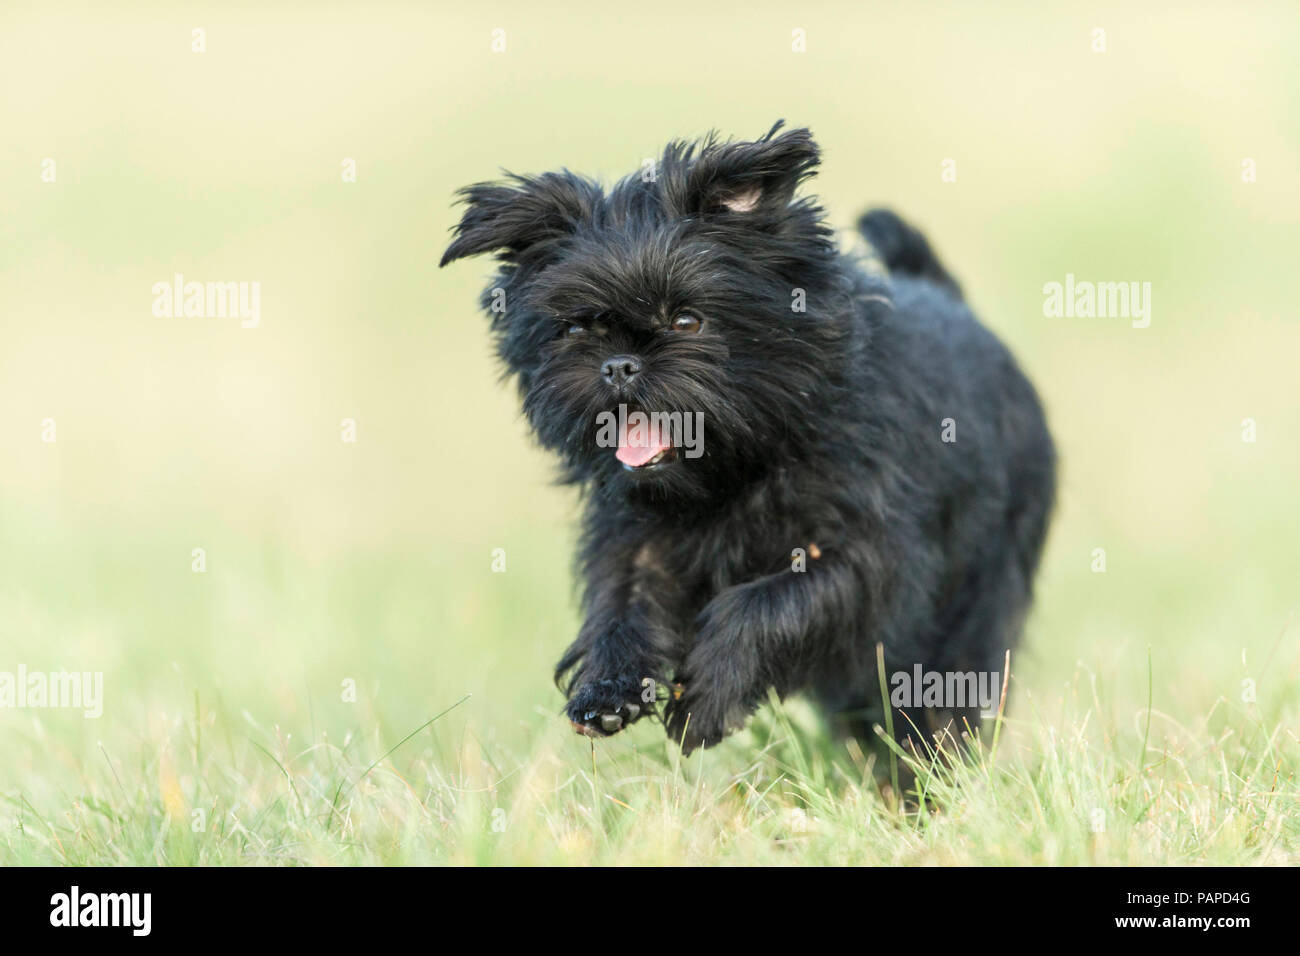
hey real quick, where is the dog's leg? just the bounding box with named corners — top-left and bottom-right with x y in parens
top-left (555, 539), bottom-right (685, 738)
top-left (665, 556), bottom-right (863, 753)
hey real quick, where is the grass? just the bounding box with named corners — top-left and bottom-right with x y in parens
top-left (1, 475), bottom-right (1297, 864)
top-left (4, 668), bottom-right (1295, 865)
top-left (2, 511), bottom-right (1295, 866)
top-left (3, 495), bottom-right (1295, 865)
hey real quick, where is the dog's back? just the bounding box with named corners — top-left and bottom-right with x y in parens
top-left (822, 210), bottom-right (1056, 751)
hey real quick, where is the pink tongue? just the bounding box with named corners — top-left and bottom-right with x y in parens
top-left (615, 420), bottom-right (670, 467)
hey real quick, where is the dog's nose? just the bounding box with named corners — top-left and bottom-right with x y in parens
top-left (601, 355), bottom-right (642, 387)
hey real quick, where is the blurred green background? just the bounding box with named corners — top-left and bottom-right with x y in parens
top-left (1, 1), bottom-right (1297, 829)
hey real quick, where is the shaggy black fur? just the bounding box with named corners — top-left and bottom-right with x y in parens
top-left (441, 122), bottom-right (1055, 757)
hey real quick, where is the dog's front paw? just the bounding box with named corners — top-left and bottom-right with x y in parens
top-left (565, 675), bottom-right (652, 738)
top-left (663, 628), bottom-right (761, 754)
top-left (663, 685), bottom-right (742, 755)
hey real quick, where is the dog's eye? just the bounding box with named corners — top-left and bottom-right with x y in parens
top-left (671, 313), bottom-right (702, 333)
top-left (567, 318), bottom-right (609, 338)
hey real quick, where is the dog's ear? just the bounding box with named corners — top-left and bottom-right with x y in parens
top-left (665, 121), bottom-right (820, 219)
top-left (439, 172), bottom-right (601, 267)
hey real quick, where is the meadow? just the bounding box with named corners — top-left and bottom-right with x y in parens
top-left (1, 1), bottom-right (1296, 865)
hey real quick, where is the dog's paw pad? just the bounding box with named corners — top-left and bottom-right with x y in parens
top-left (565, 677), bottom-right (652, 738)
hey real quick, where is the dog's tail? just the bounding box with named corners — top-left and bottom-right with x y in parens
top-left (856, 208), bottom-right (963, 300)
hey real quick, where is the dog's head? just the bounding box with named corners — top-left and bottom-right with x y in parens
top-left (440, 122), bottom-right (849, 504)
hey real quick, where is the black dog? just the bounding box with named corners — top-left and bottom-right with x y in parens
top-left (441, 123), bottom-right (1055, 757)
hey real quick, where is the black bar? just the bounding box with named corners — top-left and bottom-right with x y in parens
top-left (0, 866), bottom-right (1275, 941)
